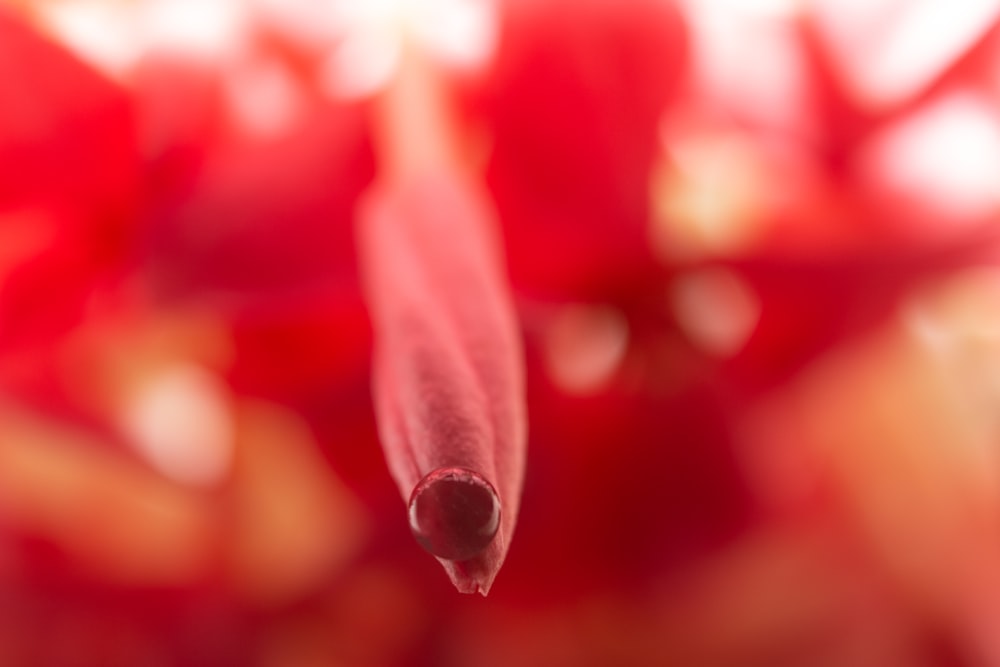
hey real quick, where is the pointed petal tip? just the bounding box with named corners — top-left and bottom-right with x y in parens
top-left (439, 549), bottom-right (502, 597)
top-left (447, 567), bottom-right (495, 597)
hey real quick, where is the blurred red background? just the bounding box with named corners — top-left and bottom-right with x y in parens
top-left (1, 0), bottom-right (1000, 664)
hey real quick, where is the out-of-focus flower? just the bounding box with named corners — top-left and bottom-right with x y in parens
top-left (1, 0), bottom-right (999, 665)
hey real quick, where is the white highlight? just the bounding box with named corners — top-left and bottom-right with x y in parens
top-left (121, 364), bottom-right (234, 487)
top-left (861, 92), bottom-right (1000, 223)
top-left (38, 0), bottom-right (497, 97)
top-left (137, 0), bottom-right (249, 63)
top-left (681, 0), bottom-right (803, 19)
top-left (38, 1), bottom-right (141, 78)
top-left (688, 12), bottom-right (812, 134)
top-left (812, 0), bottom-right (1000, 109)
top-left (317, 0), bottom-right (498, 100)
top-left (409, 0), bottom-right (497, 70)
top-left (251, 0), bottom-right (345, 49)
top-left (38, 0), bottom-right (251, 76)
top-left (254, 0), bottom-right (498, 99)
top-left (318, 28), bottom-right (402, 99)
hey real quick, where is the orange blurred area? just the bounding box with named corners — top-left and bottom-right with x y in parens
top-left (1, 0), bottom-right (999, 665)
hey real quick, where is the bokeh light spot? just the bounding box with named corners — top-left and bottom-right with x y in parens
top-left (119, 363), bottom-right (234, 488)
top-left (672, 267), bottom-right (761, 357)
top-left (544, 304), bottom-right (629, 394)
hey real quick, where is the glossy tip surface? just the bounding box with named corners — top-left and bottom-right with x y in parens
top-left (408, 467), bottom-right (500, 562)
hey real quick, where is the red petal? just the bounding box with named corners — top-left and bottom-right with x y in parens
top-left (357, 171), bottom-right (526, 595)
top-left (0, 9), bottom-right (136, 351)
top-left (471, 0), bottom-right (688, 297)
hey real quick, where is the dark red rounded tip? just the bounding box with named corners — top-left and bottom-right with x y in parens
top-left (408, 467), bottom-right (501, 562)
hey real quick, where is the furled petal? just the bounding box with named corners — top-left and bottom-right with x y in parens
top-left (357, 170), bottom-right (526, 595)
